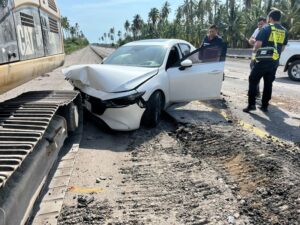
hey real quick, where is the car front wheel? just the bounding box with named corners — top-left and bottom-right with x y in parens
top-left (288, 60), bottom-right (300, 81)
top-left (142, 91), bottom-right (163, 127)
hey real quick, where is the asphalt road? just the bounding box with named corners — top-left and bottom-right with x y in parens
top-left (224, 58), bottom-right (300, 143)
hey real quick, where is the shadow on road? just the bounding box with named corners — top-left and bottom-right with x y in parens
top-left (249, 105), bottom-right (300, 143)
top-left (275, 77), bottom-right (300, 85)
top-left (79, 112), bottom-right (176, 152)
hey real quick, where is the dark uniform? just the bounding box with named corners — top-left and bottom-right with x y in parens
top-left (248, 23), bottom-right (288, 109)
top-left (202, 35), bottom-right (223, 47)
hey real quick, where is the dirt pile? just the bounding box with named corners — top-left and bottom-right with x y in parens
top-left (58, 198), bottom-right (112, 224)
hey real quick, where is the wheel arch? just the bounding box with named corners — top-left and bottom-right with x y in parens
top-left (145, 89), bottom-right (166, 108)
top-left (156, 89), bottom-right (166, 109)
top-left (284, 55), bottom-right (300, 72)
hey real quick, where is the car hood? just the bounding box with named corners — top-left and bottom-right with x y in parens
top-left (63, 64), bottom-right (159, 93)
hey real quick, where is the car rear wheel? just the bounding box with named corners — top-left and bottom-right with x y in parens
top-left (288, 60), bottom-right (300, 81)
top-left (142, 91), bottom-right (163, 127)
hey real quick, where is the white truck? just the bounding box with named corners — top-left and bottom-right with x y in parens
top-left (280, 40), bottom-right (300, 81)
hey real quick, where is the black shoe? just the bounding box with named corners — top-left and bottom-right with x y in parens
top-left (243, 105), bottom-right (256, 113)
top-left (259, 106), bottom-right (268, 112)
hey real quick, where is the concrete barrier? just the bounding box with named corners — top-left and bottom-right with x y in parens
top-left (227, 48), bottom-right (252, 59)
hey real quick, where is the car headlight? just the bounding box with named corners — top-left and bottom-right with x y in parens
top-left (104, 92), bottom-right (146, 108)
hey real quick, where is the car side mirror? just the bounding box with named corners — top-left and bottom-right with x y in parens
top-left (179, 59), bottom-right (192, 70)
top-left (101, 57), bottom-right (107, 64)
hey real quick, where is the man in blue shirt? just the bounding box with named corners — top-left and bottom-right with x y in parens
top-left (201, 25), bottom-right (223, 47)
top-left (243, 10), bottom-right (288, 113)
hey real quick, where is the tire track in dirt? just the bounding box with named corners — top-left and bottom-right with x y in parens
top-left (176, 123), bottom-right (300, 225)
top-left (106, 124), bottom-right (250, 225)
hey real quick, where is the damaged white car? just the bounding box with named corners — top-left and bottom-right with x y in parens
top-left (63, 39), bottom-right (227, 131)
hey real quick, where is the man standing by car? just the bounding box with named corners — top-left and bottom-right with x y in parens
top-left (243, 10), bottom-right (288, 113)
top-left (201, 25), bottom-right (223, 47)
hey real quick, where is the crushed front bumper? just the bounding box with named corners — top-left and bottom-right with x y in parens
top-left (95, 104), bottom-right (145, 131)
top-left (82, 92), bottom-right (145, 131)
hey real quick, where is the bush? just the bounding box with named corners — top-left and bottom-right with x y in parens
top-left (64, 37), bottom-right (89, 54)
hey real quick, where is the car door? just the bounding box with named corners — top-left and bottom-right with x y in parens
top-left (167, 43), bottom-right (227, 102)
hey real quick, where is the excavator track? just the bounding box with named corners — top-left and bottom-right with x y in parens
top-left (0, 91), bottom-right (79, 189)
top-left (0, 90), bottom-right (82, 225)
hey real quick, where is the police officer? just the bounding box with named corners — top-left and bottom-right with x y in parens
top-left (243, 10), bottom-right (288, 113)
top-left (248, 17), bottom-right (267, 98)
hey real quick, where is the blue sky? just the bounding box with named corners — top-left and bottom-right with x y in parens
top-left (56, 0), bottom-right (183, 43)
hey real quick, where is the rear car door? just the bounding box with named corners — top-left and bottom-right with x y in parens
top-left (167, 43), bottom-right (227, 102)
top-left (0, 0), bottom-right (20, 64)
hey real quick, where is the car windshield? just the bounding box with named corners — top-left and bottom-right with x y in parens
top-left (103, 45), bottom-right (167, 68)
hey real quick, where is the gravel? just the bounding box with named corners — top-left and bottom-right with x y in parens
top-left (58, 118), bottom-right (300, 224)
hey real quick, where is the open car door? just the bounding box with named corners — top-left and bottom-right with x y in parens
top-left (167, 43), bottom-right (227, 102)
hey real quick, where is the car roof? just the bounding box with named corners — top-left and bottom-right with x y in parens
top-left (124, 39), bottom-right (191, 48)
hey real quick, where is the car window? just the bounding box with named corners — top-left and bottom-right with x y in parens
top-left (166, 45), bottom-right (181, 69)
top-left (181, 44), bottom-right (227, 64)
top-left (179, 44), bottom-right (191, 57)
top-left (103, 45), bottom-right (167, 68)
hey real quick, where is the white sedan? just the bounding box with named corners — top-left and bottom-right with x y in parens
top-left (63, 39), bottom-right (226, 131)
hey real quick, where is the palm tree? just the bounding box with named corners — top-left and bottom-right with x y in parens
top-left (61, 16), bottom-right (70, 38)
top-left (124, 20), bottom-right (131, 37)
top-left (110, 27), bottom-right (115, 43)
top-left (79, 30), bottom-right (84, 38)
top-left (180, 0), bottom-right (197, 42)
top-left (205, 0), bottom-right (214, 24)
top-left (195, 0), bottom-right (205, 26)
top-left (161, 1), bottom-right (171, 22)
top-left (70, 26), bottom-right (76, 38)
top-left (158, 1), bottom-right (171, 37)
top-left (104, 33), bottom-right (107, 44)
top-left (244, 0), bottom-right (252, 10)
top-left (148, 8), bottom-right (160, 37)
top-left (115, 0), bottom-right (299, 47)
top-left (132, 14), bottom-right (143, 39)
top-left (75, 23), bottom-right (80, 37)
top-left (266, 0), bottom-right (273, 12)
top-left (273, 1), bottom-right (300, 39)
top-left (110, 34), bottom-right (114, 44)
top-left (118, 30), bottom-right (122, 40)
top-left (148, 8), bottom-right (160, 27)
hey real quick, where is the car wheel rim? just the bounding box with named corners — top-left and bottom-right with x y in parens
top-left (291, 64), bottom-right (300, 79)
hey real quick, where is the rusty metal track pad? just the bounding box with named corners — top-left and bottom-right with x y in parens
top-left (0, 91), bottom-right (79, 189)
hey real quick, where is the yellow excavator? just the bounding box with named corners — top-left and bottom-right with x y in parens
top-left (0, 1), bottom-right (82, 224)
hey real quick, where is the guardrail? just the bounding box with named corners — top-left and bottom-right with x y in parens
top-left (90, 45), bottom-right (115, 59)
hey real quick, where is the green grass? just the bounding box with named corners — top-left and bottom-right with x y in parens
top-left (64, 38), bottom-right (89, 55)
